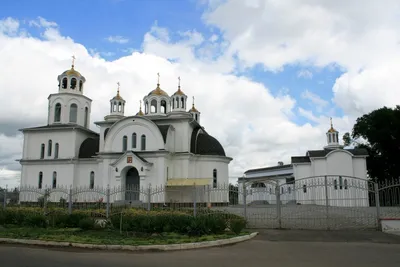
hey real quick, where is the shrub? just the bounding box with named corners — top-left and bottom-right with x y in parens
top-left (230, 218), bottom-right (246, 234)
top-left (78, 217), bottom-right (95, 230)
top-left (205, 214), bottom-right (227, 234)
top-left (24, 214), bottom-right (47, 228)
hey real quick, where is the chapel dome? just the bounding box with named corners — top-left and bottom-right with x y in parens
top-left (172, 87), bottom-right (185, 96)
top-left (190, 127), bottom-right (226, 156)
top-left (61, 67), bottom-right (82, 78)
top-left (148, 84), bottom-right (169, 97)
top-left (79, 137), bottom-right (99, 158)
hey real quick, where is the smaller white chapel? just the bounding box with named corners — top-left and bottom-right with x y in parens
top-left (240, 120), bottom-right (369, 207)
top-left (18, 60), bottom-right (232, 204)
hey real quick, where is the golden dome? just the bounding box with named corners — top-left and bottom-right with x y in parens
top-left (112, 82), bottom-right (124, 101)
top-left (327, 117), bottom-right (337, 133)
top-left (148, 84), bottom-right (169, 97)
top-left (64, 67), bottom-right (82, 77)
top-left (189, 104), bottom-right (199, 113)
top-left (189, 96), bottom-right (199, 112)
top-left (327, 127), bottom-right (337, 133)
top-left (173, 86), bottom-right (186, 96)
top-left (136, 100), bottom-right (144, 115)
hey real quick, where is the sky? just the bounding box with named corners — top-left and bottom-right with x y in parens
top-left (1, 0), bottom-right (400, 187)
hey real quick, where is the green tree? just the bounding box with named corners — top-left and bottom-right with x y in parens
top-left (343, 105), bottom-right (400, 181)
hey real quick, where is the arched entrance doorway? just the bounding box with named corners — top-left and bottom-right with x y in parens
top-left (125, 167), bottom-right (140, 201)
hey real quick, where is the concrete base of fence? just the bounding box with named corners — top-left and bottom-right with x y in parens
top-left (0, 232), bottom-right (258, 252)
top-left (381, 219), bottom-right (400, 233)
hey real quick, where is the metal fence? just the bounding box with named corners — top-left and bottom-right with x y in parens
top-left (1, 175), bottom-right (399, 230)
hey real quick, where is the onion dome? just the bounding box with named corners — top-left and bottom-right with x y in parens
top-left (172, 77), bottom-right (186, 96)
top-left (189, 96), bottom-right (199, 113)
top-left (136, 100), bottom-right (144, 116)
top-left (148, 73), bottom-right (169, 97)
top-left (112, 82), bottom-right (124, 101)
top-left (324, 117), bottom-right (341, 149)
top-left (57, 56), bottom-right (86, 93)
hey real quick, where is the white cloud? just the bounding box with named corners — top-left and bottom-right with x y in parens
top-left (106, 35), bottom-right (129, 44)
top-left (297, 69), bottom-right (313, 79)
top-left (29, 16), bottom-right (58, 28)
top-left (203, 0), bottom-right (400, 116)
top-left (301, 89), bottom-right (329, 112)
top-left (0, 16), bottom-right (343, 185)
top-left (0, 17), bottom-right (19, 35)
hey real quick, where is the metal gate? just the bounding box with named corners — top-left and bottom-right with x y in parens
top-left (241, 175), bottom-right (385, 230)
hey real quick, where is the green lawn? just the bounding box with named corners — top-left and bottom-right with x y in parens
top-left (0, 227), bottom-right (248, 246)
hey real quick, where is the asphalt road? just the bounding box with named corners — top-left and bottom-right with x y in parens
top-left (2, 230), bottom-right (400, 267)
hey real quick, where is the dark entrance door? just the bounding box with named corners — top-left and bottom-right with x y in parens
top-left (125, 167), bottom-right (140, 201)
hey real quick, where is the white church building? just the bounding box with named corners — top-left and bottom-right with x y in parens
top-left (18, 61), bottom-right (232, 204)
top-left (239, 121), bottom-right (370, 207)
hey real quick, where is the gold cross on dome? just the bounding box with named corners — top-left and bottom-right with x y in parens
top-left (157, 72), bottom-right (160, 84)
top-left (192, 96), bottom-right (195, 105)
top-left (71, 55), bottom-right (76, 67)
top-left (178, 76), bottom-right (181, 87)
top-left (117, 82), bottom-right (120, 95)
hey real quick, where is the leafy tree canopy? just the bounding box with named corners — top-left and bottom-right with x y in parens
top-left (343, 105), bottom-right (400, 181)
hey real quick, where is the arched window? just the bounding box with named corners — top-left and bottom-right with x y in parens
top-left (38, 172), bottom-right (43, 189)
top-left (334, 179), bottom-right (338, 190)
top-left (62, 78), bottom-right (67, 89)
top-left (176, 97), bottom-right (179, 108)
top-left (48, 140), bottom-right (52, 156)
top-left (132, 133), bottom-right (137, 148)
top-left (339, 176), bottom-right (343, 190)
top-left (344, 179), bottom-right (348, 190)
top-left (79, 80), bottom-right (83, 91)
top-left (172, 99), bottom-right (175, 109)
top-left (70, 78), bottom-right (77, 89)
top-left (113, 102), bottom-right (117, 112)
top-left (54, 143), bottom-right (59, 159)
top-left (40, 144), bottom-right (45, 159)
top-left (52, 171), bottom-right (57, 188)
top-left (141, 134), bottom-right (146, 150)
top-left (150, 99), bottom-right (157, 113)
top-left (303, 184), bottom-right (307, 193)
top-left (213, 169), bottom-right (217, 188)
top-left (90, 171), bottom-right (95, 189)
top-left (69, 103), bottom-right (78, 123)
top-left (181, 97), bottom-right (185, 109)
top-left (54, 103), bottom-right (61, 122)
top-left (122, 136), bottom-right (127, 152)
top-left (118, 102), bottom-right (122, 112)
top-left (161, 100), bottom-right (167, 114)
top-left (84, 107), bottom-right (89, 128)
top-left (104, 128), bottom-right (110, 140)
top-left (195, 114), bottom-right (198, 121)
top-left (328, 134), bottom-right (332, 143)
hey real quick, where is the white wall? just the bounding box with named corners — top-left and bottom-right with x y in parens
top-left (23, 131), bottom-right (75, 159)
top-left (48, 93), bottom-right (92, 128)
top-left (104, 118), bottom-right (165, 152)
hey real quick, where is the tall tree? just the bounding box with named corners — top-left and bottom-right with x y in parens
top-left (343, 106), bottom-right (400, 181)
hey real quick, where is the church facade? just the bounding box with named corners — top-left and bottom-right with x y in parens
top-left (240, 122), bottom-right (370, 207)
top-left (18, 62), bottom-right (232, 204)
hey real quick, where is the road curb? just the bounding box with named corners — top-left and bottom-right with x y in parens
top-left (0, 232), bottom-right (258, 251)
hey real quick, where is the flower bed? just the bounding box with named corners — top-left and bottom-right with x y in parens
top-left (0, 207), bottom-right (246, 236)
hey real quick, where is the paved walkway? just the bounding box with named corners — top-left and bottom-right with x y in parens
top-left (1, 230), bottom-right (400, 267)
